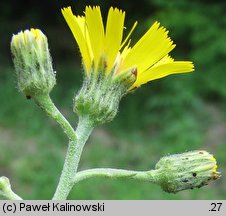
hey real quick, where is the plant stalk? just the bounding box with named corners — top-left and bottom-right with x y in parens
top-left (33, 94), bottom-right (76, 142)
top-left (52, 116), bottom-right (93, 200)
top-left (4, 190), bottom-right (23, 200)
top-left (74, 168), bottom-right (159, 184)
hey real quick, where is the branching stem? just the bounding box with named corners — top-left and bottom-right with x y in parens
top-left (33, 94), bottom-right (76, 142)
top-left (52, 116), bottom-right (93, 200)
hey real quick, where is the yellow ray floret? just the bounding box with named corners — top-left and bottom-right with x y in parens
top-left (85, 6), bottom-right (105, 70)
top-left (105, 7), bottom-right (125, 72)
top-left (133, 61), bottom-right (194, 88)
top-left (62, 5), bottom-right (194, 88)
top-left (62, 7), bottom-right (92, 71)
top-left (121, 22), bottom-right (175, 73)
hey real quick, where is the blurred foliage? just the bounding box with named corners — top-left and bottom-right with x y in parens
top-left (0, 0), bottom-right (226, 199)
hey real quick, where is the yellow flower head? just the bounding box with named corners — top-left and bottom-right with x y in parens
top-left (62, 6), bottom-right (194, 89)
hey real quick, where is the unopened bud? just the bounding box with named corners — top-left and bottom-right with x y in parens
top-left (0, 176), bottom-right (12, 199)
top-left (0, 176), bottom-right (10, 191)
top-left (155, 150), bottom-right (221, 193)
top-left (11, 28), bottom-right (56, 97)
top-left (0, 176), bottom-right (22, 200)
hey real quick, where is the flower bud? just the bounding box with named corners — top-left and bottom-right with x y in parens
top-left (0, 176), bottom-right (12, 199)
top-left (11, 28), bottom-right (56, 98)
top-left (0, 176), bottom-right (10, 190)
top-left (155, 150), bottom-right (220, 193)
top-left (0, 176), bottom-right (22, 200)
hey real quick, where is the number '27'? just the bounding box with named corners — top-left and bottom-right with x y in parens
top-left (210, 203), bottom-right (222, 211)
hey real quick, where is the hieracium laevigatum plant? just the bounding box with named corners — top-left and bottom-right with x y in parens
top-left (0, 5), bottom-right (221, 200)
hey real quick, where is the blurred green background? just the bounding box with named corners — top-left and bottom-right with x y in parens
top-left (0, 0), bottom-right (226, 199)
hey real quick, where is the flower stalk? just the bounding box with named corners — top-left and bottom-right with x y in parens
top-left (33, 94), bottom-right (76, 142)
top-left (53, 115), bottom-right (94, 200)
top-left (74, 168), bottom-right (159, 184)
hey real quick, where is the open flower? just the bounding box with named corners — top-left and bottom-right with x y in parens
top-left (62, 6), bottom-right (194, 125)
top-left (62, 6), bottom-right (194, 89)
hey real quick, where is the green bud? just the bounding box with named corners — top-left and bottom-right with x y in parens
top-left (11, 28), bottom-right (56, 98)
top-left (155, 150), bottom-right (220, 193)
top-left (0, 176), bottom-right (12, 199)
top-left (74, 57), bottom-right (137, 126)
top-left (0, 176), bottom-right (10, 191)
top-left (0, 176), bottom-right (22, 200)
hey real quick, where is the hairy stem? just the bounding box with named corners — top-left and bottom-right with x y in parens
top-left (2, 190), bottom-right (23, 200)
top-left (33, 94), bottom-right (76, 142)
top-left (0, 176), bottom-right (23, 200)
top-left (74, 168), bottom-right (159, 184)
top-left (52, 116), bottom-right (93, 200)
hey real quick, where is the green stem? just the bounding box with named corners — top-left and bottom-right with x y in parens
top-left (33, 94), bottom-right (76, 142)
top-left (2, 190), bottom-right (23, 200)
top-left (74, 168), bottom-right (159, 184)
top-left (0, 176), bottom-right (23, 200)
top-left (52, 116), bottom-right (94, 200)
